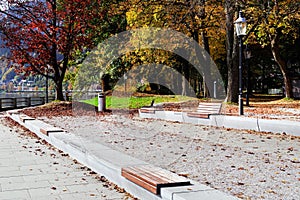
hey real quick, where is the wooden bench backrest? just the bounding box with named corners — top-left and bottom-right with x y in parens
top-left (196, 102), bottom-right (222, 114)
top-left (187, 102), bottom-right (222, 118)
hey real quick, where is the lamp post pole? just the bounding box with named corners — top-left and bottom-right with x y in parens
top-left (238, 36), bottom-right (244, 115)
top-left (234, 11), bottom-right (247, 116)
top-left (45, 65), bottom-right (49, 103)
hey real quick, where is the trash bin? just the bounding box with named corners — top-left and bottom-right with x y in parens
top-left (98, 93), bottom-right (106, 112)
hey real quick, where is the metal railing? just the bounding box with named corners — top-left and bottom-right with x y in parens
top-left (0, 96), bottom-right (55, 111)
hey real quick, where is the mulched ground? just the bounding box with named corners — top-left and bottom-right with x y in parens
top-left (224, 99), bottom-right (300, 121)
top-left (20, 94), bottom-right (300, 121)
top-left (21, 101), bottom-right (74, 118)
top-left (21, 101), bottom-right (138, 119)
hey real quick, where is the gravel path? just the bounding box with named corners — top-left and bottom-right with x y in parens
top-left (40, 114), bottom-right (300, 200)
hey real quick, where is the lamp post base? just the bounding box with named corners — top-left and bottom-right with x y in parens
top-left (239, 95), bottom-right (244, 115)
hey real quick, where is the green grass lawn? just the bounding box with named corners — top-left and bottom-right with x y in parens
top-left (82, 95), bottom-right (197, 109)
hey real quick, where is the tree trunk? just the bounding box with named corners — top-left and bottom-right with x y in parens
top-left (192, 29), bottom-right (212, 98)
top-left (201, 30), bottom-right (211, 98)
top-left (270, 34), bottom-right (293, 98)
top-left (55, 77), bottom-right (65, 101)
top-left (225, 0), bottom-right (239, 103)
top-left (53, 61), bottom-right (66, 101)
top-left (197, 0), bottom-right (211, 98)
top-left (101, 74), bottom-right (110, 92)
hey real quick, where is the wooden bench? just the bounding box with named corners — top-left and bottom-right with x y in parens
top-left (139, 100), bottom-right (163, 114)
top-left (40, 127), bottom-right (64, 136)
top-left (122, 165), bottom-right (191, 195)
top-left (19, 114), bottom-right (35, 123)
top-left (187, 102), bottom-right (222, 118)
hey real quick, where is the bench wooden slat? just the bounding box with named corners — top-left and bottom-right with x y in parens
top-left (140, 107), bottom-right (163, 114)
top-left (187, 102), bottom-right (222, 119)
top-left (139, 165), bottom-right (187, 182)
top-left (196, 108), bottom-right (220, 112)
top-left (140, 108), bottom-right (156, 114)
top-left (122, 168), bottom-right (157, 194)
top-left (197, 105), bottom-right (221, 109)
top-left (122, 165), bottom-right (191, 195)
top-left (198, 105), bottom-right (221, 108)
top-left (124, 166), bottom-right (165, 185)
top-left (187, 112), bottom-right (210, 118)
top-left (137, 165), bottom-right (179, 183)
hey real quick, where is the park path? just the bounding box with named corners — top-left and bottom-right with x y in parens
top-left (0, 118), bottom-right (134, 200)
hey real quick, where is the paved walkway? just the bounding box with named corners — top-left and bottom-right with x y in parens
top-left (0, 118), bottom-right (133, 200)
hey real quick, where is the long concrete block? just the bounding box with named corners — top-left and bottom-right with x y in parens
top-left (154, 111), bottom-right (183, 122)
top-left (139, 108), bottom-right (300, 137)
top-left (24, 119), bottom-right (63, 139)
top-left (161, 184), bottom-right (213, 200)
top-left (9, 114), bottom-right (47, 140)
top-left (258, 118), bottom-right (300, 136)
top-left (221, 116), bottom-right (259, 131)
top-left (182, 112), bottom-right (211, 125)
top-left (139, 110), bottom-right (157, 119)
top-left (171, 189), bottom-right (240, 200)
top-left (49, 132), bottom-right (162, 200)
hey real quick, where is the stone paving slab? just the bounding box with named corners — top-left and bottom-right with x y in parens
top-left (0, 119), bottom-right (134, 200)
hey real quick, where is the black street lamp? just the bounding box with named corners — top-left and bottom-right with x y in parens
top-left (234, 11), bottom-right (247, 115)
top-left (244, 46), bottom-right (251, 106)
top-left (45, 65), bottom-right (49, 103)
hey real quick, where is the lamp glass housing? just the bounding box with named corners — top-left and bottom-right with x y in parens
top-left (234, 12), bottom-right (247, 36)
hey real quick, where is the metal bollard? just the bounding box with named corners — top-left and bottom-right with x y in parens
top-left (214, 81), bottom-right (217, 99)
top-left (98, 93), bottom-right (106, 112)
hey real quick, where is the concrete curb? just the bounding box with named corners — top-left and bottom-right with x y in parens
top-left (7, 111), bottom-right (240, 200)
top-left (139, 110), bottom-right (300, 137)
